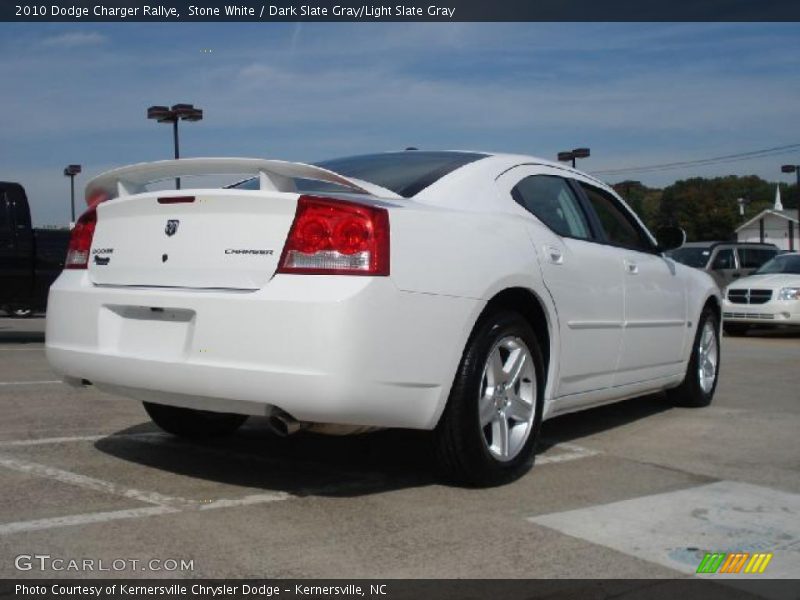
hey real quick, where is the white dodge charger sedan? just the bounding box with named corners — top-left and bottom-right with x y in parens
top-left (46, 151), bottom-right (721, 486)
top-left (722, 253), bottom-right (800, 335)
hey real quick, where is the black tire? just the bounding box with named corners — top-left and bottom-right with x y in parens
top-left (143, 402), bottom-right (247, 438)
top-left (667, 307), bottom-right (720, 408)
top-left (723, 323), bottom-right (749, 337)
top-left (434, 310), bottom-right (545, 487)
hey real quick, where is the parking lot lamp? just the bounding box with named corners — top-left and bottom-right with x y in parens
top-left (147, 104), bottom-right (203, 189)
top-left (781, 164), bottom-right (800, 251)
top-left (558, 148), bottom-right (591, 168)
top-left (63, 164), bottom-right (81, 225)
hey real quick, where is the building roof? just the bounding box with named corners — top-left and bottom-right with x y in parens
top-left (736, 209), bottom-right (799, 232)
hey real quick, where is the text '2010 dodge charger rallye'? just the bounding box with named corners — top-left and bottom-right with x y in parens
top-left (45, 151), bottom-right (721, 486)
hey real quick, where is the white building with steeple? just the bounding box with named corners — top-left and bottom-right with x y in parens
top-left (735, 185), bottom-right (798, 251)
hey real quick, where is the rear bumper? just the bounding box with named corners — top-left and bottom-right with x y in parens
top-left (722, 297), bottom-right (800, 325)
top-left (45, 271), bottom-right (481, 429)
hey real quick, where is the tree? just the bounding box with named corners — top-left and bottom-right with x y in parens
top-left (655, 175), bottom-right (780, 242)
top-left (611, 180), bottom-right (662, 232)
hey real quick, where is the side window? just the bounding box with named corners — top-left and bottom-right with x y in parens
top-left (511, 175), bottom-right (592, 239)
top-left (579, 183), bottom-right (652, 252)
top-left (711, 249), bottom-right (735, 270)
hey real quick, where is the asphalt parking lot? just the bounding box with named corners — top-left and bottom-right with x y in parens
top-left (0, 317), bottom-right (798, 584)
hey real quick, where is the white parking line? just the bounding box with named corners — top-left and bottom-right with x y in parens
top-left (0, 454), bottom-right (195, 509)
top-left (0, 433), bottom-right (600, 536)
top-left (0, 432), bottom-right (158, 447)
top-left (0, 449), bottom-right (292, 536)
top-left (537, 442), bottom-right (600, 464)
top-left (0, 380), bottom-right (61, 386)
top-left (199, 492), bottom-right (292, 510)
top-left (0, 507), bottom-right (177, 536)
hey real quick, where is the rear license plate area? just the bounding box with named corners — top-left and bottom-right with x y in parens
top-left (98, 305), bottom-right (196, 360)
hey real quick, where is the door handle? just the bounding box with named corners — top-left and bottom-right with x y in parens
top-left (624, 260), bottom-right (639, 274)
top-left (544, 245), bottom-right (563, 265)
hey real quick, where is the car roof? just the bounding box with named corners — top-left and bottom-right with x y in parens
top-left (461, 151), bottom-right (610, 185)
top-left (313, 150), bottom-right (614, 199)
top-left (354, 149), bottom-right (610, 184)
top-left (680, 241), bottom-right (778, 249)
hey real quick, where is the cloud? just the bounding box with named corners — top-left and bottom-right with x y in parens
top-left (2, 22), bottom-right (799, 225)
top-left (41, 31), bottom-right (107, 48)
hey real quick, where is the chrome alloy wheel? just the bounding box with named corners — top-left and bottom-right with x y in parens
top-left (478, 336), bottom-right (537, 462)
top-left (697, 321), bottom-right (719, 394)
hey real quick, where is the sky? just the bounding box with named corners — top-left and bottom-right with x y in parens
top-left (1, 22), bottom-right (799, 225)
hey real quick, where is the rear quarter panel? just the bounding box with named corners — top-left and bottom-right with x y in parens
top-left (386, 171), bottom-right (561, 408)
top-left (389, 203), bottom-right (542, 300)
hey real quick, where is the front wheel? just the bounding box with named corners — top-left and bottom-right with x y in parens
top-left (667, 307), bottom-right (720, 408)
top-left (434, 310), bottom-right (544, 487)
top-left (143, 402), bottom-right (248, 438)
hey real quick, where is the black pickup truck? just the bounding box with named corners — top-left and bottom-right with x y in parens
top-left (0, 182), bottom-right (70, 317)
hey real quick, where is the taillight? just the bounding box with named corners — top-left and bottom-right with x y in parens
top-left (64, 207), bottom-right (97, 270)
top-left (86, 190), bottom-right (110, 207)
top-left (277, 195), bottom-right (390, 276)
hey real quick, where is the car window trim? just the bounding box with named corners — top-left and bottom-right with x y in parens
top-left (498, 166), bottom-right (653, 252)
top-left (572, 180), bottom-right (660, 255)
top-left (566, 179), bottom-right (606, 244)
top-left (509, 174), bottom-right (601, 243)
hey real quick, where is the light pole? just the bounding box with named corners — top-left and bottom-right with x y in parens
top-left (63, 164), bottom-right (81, 225)
top-left (781, 164), bottom-right (800, 252)
top-left (147, 104), bottom-right (203, 189)
top-left (557, 147), bottom-right (590, 168)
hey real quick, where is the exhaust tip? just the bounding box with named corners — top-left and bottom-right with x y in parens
top-left (267, 416), bottom-right (290, 437)
top-left (267, 413), bottom-right (304, 437)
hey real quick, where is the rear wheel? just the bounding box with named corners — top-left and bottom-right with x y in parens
top-left (434, 310), bottom-right (544, 487)
top-left (143, 402), bottom-right (247, 438)
top-left (723, 323), bottom-right (749, 336)
top-left (667, 307), bottom-right (720, 408)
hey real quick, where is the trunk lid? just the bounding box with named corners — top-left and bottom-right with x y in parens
top-left (88, 190), bottom-right (297, 289)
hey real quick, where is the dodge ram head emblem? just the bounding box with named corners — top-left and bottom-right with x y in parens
top-left (165, 220), bottom-right (179, 236)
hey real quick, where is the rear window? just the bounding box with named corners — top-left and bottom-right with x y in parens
top-left (229, 151), bottom-right (487, 198)
top-left (738, 247), bottom-right (778, 269)
top-left (317, 151), bottom-right (486, 197)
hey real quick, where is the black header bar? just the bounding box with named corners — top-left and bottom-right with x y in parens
top-left (3, 0), bottom-right (800, 22)
top-left (2, 579), bottom-right (793, 599)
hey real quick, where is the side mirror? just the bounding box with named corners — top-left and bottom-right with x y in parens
top-left (655, 226), bottom-right (686, 252)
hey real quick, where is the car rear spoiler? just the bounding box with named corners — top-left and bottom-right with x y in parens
top-left (84, 157), bottom-right (400, 205)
